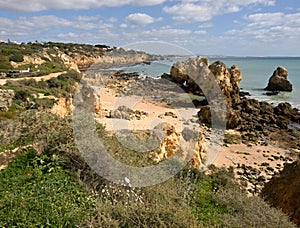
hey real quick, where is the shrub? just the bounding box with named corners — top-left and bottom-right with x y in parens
top-left (35, 98), bottom-right (55, 109)
top-left (0, 54), bottom-right (12, 72)
top-left (9, 53), bottom-right (24, 62)
top-left (13, 87), bottom-right (32, 102)
top-left (82, 179), bottom-right (199, 227)
top-left (188, 168), bottom-right (296, 227)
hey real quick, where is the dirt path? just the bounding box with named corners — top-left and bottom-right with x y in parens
top-left (0, 71), bottom-right (67, 86)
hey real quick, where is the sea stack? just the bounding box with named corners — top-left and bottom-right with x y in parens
top-left (265, 66), bottom-right (293, 92)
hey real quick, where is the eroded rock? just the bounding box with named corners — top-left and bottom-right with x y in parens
top-left (265, 66), bottom-right (293, 92)
top-left (149, 123), bottom-right (206, 169)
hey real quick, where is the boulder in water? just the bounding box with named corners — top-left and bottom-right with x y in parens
top-left (265, 66), bottom-right (293, 92)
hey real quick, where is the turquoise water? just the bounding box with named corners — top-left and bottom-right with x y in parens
top-left (209, 57), bottom-right (300, 109)
top-left (122, 57), bottom-right (300, 109)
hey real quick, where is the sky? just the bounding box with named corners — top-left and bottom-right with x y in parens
top-left (0, 0), bottom-right (299, 56)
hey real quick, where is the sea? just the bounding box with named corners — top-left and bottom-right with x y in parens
top-left (120, 56), bottom-right (300, 110)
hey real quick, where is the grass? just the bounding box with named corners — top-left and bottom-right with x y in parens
top-left (188, 167), bottom-right (297, 227)
top-left (0, 149), bottom-right (95, 227)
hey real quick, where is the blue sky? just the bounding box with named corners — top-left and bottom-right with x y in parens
top-left (0, 0), bottom-right (299, 56)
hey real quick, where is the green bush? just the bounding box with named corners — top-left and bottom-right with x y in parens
top-left (35, 98), bottom-right (55, 109)
top-left (0, 54), bottom-right (12, 72)
top-left (9, 53), bottom-right (24, 62)
top-left (13, 87), bottom-right (32, 102)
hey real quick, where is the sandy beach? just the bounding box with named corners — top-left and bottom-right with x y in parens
top-left (93, 78), bottom-right (298, 195)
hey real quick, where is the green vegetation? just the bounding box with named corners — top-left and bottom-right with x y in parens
top-left (0, 54), bottom-right (12, 73)
top-left (0, 41), bottom-right (107, 77)
top-left (4, 69), bottom-right (80, 100)
top-left (0, 149), bottom-right (95, 227)
top-left (188, 167), bottom-right (295, 227)
top-left (0, 70), bottom-right (81, 122)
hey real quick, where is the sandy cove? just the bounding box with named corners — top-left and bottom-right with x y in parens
top-left (96, 88), bottom-right (198, 132)
top-left (95, 85), bottom-right (297, 195)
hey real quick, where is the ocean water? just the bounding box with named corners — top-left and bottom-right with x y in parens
top-left (122, 57), bottom-right (300, 109)
top-left (209, 57), bottom-right (300, 109)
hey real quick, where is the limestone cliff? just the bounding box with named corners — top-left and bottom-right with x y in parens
top-left (1, 42), bottom-right (158, 76)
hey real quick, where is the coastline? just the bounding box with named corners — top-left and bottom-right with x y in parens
top-left (120, 56), bottom-right (300, 109)
top-left (91, 66), bottom-right (299, 196)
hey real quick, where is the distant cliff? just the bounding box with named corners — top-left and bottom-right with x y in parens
top-left (0, 42), bottom-right (158, 76)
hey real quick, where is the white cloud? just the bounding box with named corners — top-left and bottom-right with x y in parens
top-left (120, 23), bottom-right (128, 29)
top-left (163, 0), bottom-right (276, 23)
top-left (0, 16), bottom-right (71, 37)
top-left (226, 12), bottom-right (300, 42)
top-left (198, 23), bottom-right (213, 28)
top-left (0, 0), bottom-right (166, 12)
top-left (246, 12), bottom-right (300, 28)
top-left (125, 13), bottom-right (161, 26)
top-left (194, 30), bottom-right (207, 35)
top-left (108, 17), bottom-right (118, 23)
top-left (143, 28), bottom-right (192, 37)
top-left (0, 15), bottom-right (115, 39)
top-left (77, 15), bottom-right (102, 22)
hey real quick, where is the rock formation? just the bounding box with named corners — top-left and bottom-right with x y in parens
top-left (164, 57), bottom-right (242, 107)
top-left (208, 61), bottom-right (242, 106)
top-left (164, 57), bottom-right (210, 95)
top-left (164, 57), bottom-right (242, 130)
top-left (167, 57), bottom-right (242, 129)
top-left (261, 160), bottom-right (300, 226)
top-left (150, 123), bottom-right (181, 162)
top-left (51, 97), bottom-right (73, 118)
top-left (109, 106), bottom-right (148, 120)
top-left (265, 66), bottom-right (293, 92)
top-left (167, 58), bottom-right (300, 133)
top-left (0, 89), bottom-right (15, 111)
top-left (149, 123), bottom-right (206, 168)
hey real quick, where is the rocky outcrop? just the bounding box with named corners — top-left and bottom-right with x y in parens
top-left (51, 97), bottom-right (72, 118)
top-left (265, 66), bottom-right (293, 92)
top-left (164, 57), bottom-right (210, 95)
top-left (209, 61), bottom-right (242, 106)
top-left (163, 57), bottom-right (242, 107)
top-left (150, 123), bottom-right (181, 162)
top-left (261, 160), bottom-right (300, 226)
top-left (0, 89), bottom-right (14, 111)
top-left (94, 98), bottom-right (103, 117)
top-left (10, 55), bottom-right (46, 68)
top-left (164, 57), bottom-right (243, 129)
top-left (109, 106), bottom-right (148, 120)
top-left (149, 123), bottom-right (206, 169)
